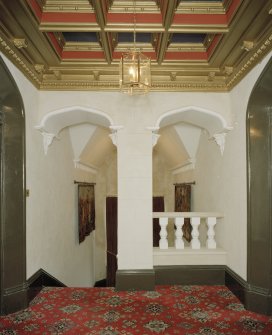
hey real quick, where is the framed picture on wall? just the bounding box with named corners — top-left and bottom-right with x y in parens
top-left (78, 184), bottom-right (95, 243)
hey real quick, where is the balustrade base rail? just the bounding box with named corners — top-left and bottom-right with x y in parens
top-left (153, 247), bottom-right (227, 266)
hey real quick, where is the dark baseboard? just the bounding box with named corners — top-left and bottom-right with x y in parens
top-left (245, 284), bottom-right (272, 316)
top-left (2, 283), bottom-right (28, 315)
top-left (27, 269), bottom-right (66, 303)
top-left (155, 265), bottom-right (225, 285)
top-left (225, 266), bottom-right (247, 305)
top-left (94, 279), bottom-right (107, 287)
top-left (225, 266), bottom-right (272, 316)
top-left (116, 269), bottom-right (155, 291)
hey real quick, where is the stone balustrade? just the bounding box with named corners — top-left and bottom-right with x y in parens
top-left (152, 212), bottom-right (223, 250)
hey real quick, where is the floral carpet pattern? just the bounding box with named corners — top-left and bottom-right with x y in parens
top-left (0, 285), bottom-right (272, 334)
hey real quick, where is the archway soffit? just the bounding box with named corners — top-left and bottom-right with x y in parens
top-left (35, 105), bottom-right (114, 154)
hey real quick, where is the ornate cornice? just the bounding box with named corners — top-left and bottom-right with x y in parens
top-left (226, 33), bottom-right (272, 90)
top-left (1, 5), bottom-right (272, 93)
top-left (0, 35), bottom-right (41, 88)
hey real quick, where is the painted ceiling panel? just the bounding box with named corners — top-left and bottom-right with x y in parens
top-left (170, 33), bottom-right (206, 44)
top-left (118, 32), bottom-right (152, 43)
top-left (0, 0), bottom-right (271, 91)
top-left (63, 32), bottom-right (99, 43)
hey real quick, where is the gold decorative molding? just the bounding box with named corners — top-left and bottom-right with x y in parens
top-left (227, 33), bottom-right (272, 90)
top-left (34, 64), bottom-right (45, 74)
top-left (170, 72), bottom-right (177, 81)
top-left (241, 40), bottom-right (254, 52)
top-left (0, 35), bottom-right (41, 87)
top-left (223, 66), bottom-right (233, 76)
top-left (1, 0), bottom-right (272, 92)
top-left (108, 0), bottom-right (160, 14)
top-left (42, 0), bottom-right (94, 13)
top-left (13, 38), bottom-right (28, 49)
top-left (93, 70), bottom-right (100, 80)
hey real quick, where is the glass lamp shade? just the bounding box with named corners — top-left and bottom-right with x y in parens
top-left (119, 50), bottom-right (151, 95)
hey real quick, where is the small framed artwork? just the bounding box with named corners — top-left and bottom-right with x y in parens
top-left (78, 184), bottom-right (95, 243)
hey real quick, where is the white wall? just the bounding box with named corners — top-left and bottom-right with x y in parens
top-left (1, 53), bottom-right (96, 287)
top-left (3, 48), bottom-right (271, 282)
top-left (193, 52), bottom-right (272, 280)
top-left (94, 150), bottom-right (117, 281)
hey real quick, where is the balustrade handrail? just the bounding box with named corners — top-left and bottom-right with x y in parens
top-left (153, 212), bottom-right (224, 219)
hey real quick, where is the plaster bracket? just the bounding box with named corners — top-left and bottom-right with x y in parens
top-left (146, 126), bottom-right (160, 147)
top-left (109, 125), bottom-right (124, 146)
top-left (35, 126), bottom-right (57, 155)
top-left (212, 132), bottom-right (227, 155)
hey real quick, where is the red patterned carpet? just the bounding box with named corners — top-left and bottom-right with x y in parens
top-left (0, 285), bottom-right (272, 334)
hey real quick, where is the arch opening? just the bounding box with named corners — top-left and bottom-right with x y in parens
top-left (246, 56), bottom-right (272, 315)
top-left (35, 106), bottom-right (115, 155)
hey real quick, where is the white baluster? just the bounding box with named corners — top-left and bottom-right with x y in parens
top-left (159, 217), bottom-right (168, 249)
top-left (175, 217), bottom-right (184, 249)
top-left (206, 217), bottom-right (217, 249)
top-left (191, 217), bottom-right (201, 249)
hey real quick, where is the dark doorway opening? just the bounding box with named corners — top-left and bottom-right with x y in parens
top-left (0, 56), bottom-right (27, 314)
top-left (246, 56), bottom-right (272, 315)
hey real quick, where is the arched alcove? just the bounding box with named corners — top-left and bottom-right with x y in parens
top-left (36, 105), bottom-right (118, 287)
top-left (35, 106), bottom-right (115, 155)
top-left (155, 106), bottom-right (232, 135)
top-left (246, 57), bottom-right (272, 315)
top-left (0, 57), bottom-right (27, 314)
top-left (154, 106), bottom-right (233, 158)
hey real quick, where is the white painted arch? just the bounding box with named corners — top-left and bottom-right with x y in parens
top-left (35, 106), bottom-right (115, 154)
top-left (155, 105), bottom-right (233, 135)
top-left (153, 106), bottom-right (233, 155)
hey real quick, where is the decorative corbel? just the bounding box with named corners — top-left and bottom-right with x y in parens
top-left (208, 71), bottom-right (216, 81)
top-left (109, 125), bottom-right (124, 146)
top-left (146, 126), bottom-right (160, 147)
top-left (35, 126), bottom-right (57, 155)
top-left (93, 70), bottom-right (100, 81)
top-left (13, 38), bottom-right (28, 49)
top-left (212, 132), bottom-right (226, 156)
top-left (241, 40), bottom-right (254, 51)
top-left (41, 131), bottom-right (56, 155)
top-left (224, 66), bottom-right (234, 76)
top-left (34, 64), bottom-right (45, 74)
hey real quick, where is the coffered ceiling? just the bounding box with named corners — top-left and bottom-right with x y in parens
top-left (1, 0), bottom-right (272, 92)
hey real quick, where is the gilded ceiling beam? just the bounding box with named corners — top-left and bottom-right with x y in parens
top-left (157, 0), bottom-right (177, 64)
top-left (92, 0), bottom-right (112, 64)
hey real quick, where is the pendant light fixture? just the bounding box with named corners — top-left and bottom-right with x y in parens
top-left (119, 0), bottom-right (151, 95)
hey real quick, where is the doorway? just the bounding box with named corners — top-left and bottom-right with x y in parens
top-left (0, 56), bottom-right (27, 314)
top-left (247, 56), bottom-right (272, 315)
top-left (106, 196), bottom-right (118, 286)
